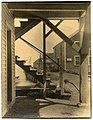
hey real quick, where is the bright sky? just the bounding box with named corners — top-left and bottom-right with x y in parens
top-left (15, 19), bottom-right (79, 66)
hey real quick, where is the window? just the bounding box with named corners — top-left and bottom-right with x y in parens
top-left (7, 28), bottom-right (12, 104)
top-left (74, 41), bottom-right (80, 46)
top-left (67, 58), bottom-right (72, 62)
top-left (57, 57), bottom-right (59, 64)
top-left (74, 55), bottom-right (80, 66)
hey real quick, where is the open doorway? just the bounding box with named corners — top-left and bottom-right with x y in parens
top-left (7, 28), bottom-right (12, 104)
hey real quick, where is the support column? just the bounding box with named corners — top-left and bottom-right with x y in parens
top-left (79, 54), bottom-right (82, 103)
top-left (43, 22), bottom-right (46, 95)
top-left (79, 5), bottom-right (90, 104)
top-left (59, 45), bottom-right (64, 95)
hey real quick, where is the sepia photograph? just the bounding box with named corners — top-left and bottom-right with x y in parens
top-left (1, 1), bottom-right (91, 119)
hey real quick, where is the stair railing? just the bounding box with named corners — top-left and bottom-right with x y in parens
top-left (20, 37), bottom-right (66, 71)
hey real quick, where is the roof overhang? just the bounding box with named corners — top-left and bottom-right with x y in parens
top-left (7, 2), bottom-right (90, 19)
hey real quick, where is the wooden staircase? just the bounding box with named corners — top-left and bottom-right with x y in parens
top-left (15, 56), bottom-right (71, 99)
top-left (15, 56), bottom-right (44, 84)
top-left (15, 19), bottom-right (41, 40)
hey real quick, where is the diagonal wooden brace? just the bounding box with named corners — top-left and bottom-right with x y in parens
top-left (45, 20), bottom-right (63, 38)
top-left (42, 18), bottom-right (80, 52)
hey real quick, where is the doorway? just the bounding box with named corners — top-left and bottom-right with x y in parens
top-left (7, 28), bottom-right (12, 104)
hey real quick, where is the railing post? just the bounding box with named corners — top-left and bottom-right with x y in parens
top-left (59, 45), bottom-right (64, 95)
top-left (43, 22), bottom-right (46, 96)
top-left (79, 54), bottom-right (82, 103)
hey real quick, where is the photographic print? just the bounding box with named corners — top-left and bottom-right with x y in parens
top-left (1, 1), bottom-right (91, 119)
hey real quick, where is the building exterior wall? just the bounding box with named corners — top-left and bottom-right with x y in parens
top-left (33, 58), bottom-right (54, 72)
top-left (33, 58), bottom-right (43, 70)
top-left (33, 53), bottom-right (54, 72)
top-left (66, 43), bottom-right (79, 74)
top-left (54, 43), bottom-right (61, 64)
top-left (66, 32), bottom-right (80, 74)
top-left (1, 3), bottom-right (15, 116)
top-left (53, 41), bottom-right (65, 71)
top-left (53, 32), bottom-right (80, 74)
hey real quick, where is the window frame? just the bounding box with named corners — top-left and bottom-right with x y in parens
top-left (74, 55), bottom-right (80, 66)
top-left (74, 41), bottom-right (80, 46)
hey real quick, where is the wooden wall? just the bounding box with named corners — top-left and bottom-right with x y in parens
top-left (1, 3), bottom-right (15, 116)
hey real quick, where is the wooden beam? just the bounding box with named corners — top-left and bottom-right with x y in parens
top-left (13, 11), bottom-right (81, 19)
top-left (43, 22), bottom-right (46, 95)
top-left (8, 2), bottom-right (90, 11)
top-left (59, 45), bottom-right (64, 95)
top-left (20, 37), bottom-right (61, 68)
top-left (80, 6), bottom-right (90, 63)
top-left (15, 19), bottom-right (41, 40)
top-left (42, 18), bottom-right (80, 52)
top-left (45, 20), bottom-right (63, 38)
top-left (79, 55), bottom-right (82, 103)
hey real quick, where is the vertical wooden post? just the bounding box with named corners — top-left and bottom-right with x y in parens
top-left (79, 54), bottom-right (82, 103)
top-left (43, 22), bottom-right (46, 95)
top-left (59, 45), bottom-right (64, 95)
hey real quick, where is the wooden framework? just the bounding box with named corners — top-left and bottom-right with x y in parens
top-left (8, 2), bottom-right (89, 11)
top-left (43, 22), bottom-right (46, 94)
top-left (7, 1), bottom-right (90, 102)
top-left (13, 11), bottom-right (82, 19)
top-left (45, 20), bottom-right (63, 38)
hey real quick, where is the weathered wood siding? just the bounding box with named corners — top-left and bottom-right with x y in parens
top-left (1, 3), bottom-right (15, 116)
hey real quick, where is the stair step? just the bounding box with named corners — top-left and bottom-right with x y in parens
top-left (15, 56), bottom-right (44, 84)
top-left (15, 19), bottom-right (41, 40)
top-left (23, 65), bottom-right (31, 71)
top-left (16, 60), bottom-right (26, 66)
top-left (17, 60), bottom-right (26, 63)
top-left (30, 70), bottom-right (37, 76)
top-left (28, 19), bottom-right (36, 23)
top-left (55, 90), bottom-right (71, 99)
top-left (60, 93), bottom-right (71, 100)
top-left (20, 21), bottom-right (28, 28)
top-left (46, 90), bottom-right (71, 100)
top-left (24, 65), bottom-right (31, 67)
top-left (49, 85), bottom-right (56, 90)
top-left (36, 75), bottom-right (44, 84)
top-left (30, 69), bottom-right (37, 71)
top-left (36, 74), bottom-right (43, 77)
top-left (20, 19), bottom-right (37, 28)
top-left (15, 55), bottom-right (20, 59)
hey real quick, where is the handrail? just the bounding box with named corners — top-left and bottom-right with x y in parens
top-left (20, 37), bottom-right (80, 75)
top-left (64, 79), bottom-right (79, 92)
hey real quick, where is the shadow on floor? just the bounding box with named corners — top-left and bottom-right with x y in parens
top-left (3, 96), bottom-right (78, 119)
top-left (3, 97), bottom-right (40, 118)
